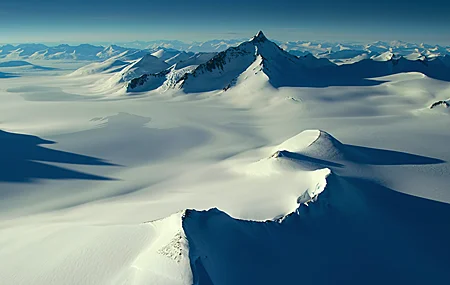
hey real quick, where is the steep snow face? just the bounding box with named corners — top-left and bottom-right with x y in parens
top-left (178, 31), bottom-right (334, 92)
top-left (111, 54), bottom-right (169, 83)
top-left (63, 33), bottom-right (450, 95)
top-left (179, 39), bottom-right (258, 93)
top-left (180, 129), bottom-right (450, 285)
top-left (125, 53), bottom-right (217, 92)
top-left (182, 172), bottom-right (450, 285)
top-left (117, 32), bottom-right (450, 94)
top-left (246, 130), bottom-right (344, 177)
top-left (274, 129), bottom-right (321, 153)
top-left (127, 65), bottom-right (198, 92)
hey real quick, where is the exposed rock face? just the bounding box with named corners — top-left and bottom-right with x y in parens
top-left (430, 100), bottom-right (450, 109)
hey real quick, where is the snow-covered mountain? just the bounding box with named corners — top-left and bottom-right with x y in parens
top-left (70, 53), bottom-right (130, 76)
top-left (67, 31), bottom-right (450, 94)
top-left (126, 52), bottom-right (217, 92)
top-left (282, 40), bottom-right (450, 65)
top-left (0, 43), bottom-right (148, 61)
top-left (151, 48), bottom-right (187, 61)
top-left (2, 38), bottom-right (449, 65)
top-left (337, 55), bottom-right (450, 82)
top-left (126, 31), bottom-right (450, 93)
top-left (115, 39), bottom-right (244, 53)
top-left (3, 30), bottom-right (450, 285)
top-left (116, 54), bottom-right (170, 82)
top-left (69, 47), bottom-right (216, 94)
top-left (164, 32), bottom-right (336, 92)
top-left (165, 51), bottom-right (196, 66)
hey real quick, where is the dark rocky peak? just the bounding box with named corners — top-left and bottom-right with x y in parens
top-left (251, 31), bottom-right (268, 43)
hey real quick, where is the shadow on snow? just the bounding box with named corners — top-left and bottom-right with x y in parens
top-left (0, 130), bottom-right (117, 183)
top-left (184, 148), bottom-right (450, 285)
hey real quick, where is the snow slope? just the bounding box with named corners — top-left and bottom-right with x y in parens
top-left (123, 32), bottom-right (450, 94)
top-left (178, 31), bottom-right (336, 92)
top-left (126, 53), bottom-right (216, 92)
top-left (69, 53), bottom-right (130, 76)
top-left (114, 54), bottom-right (169, 82)
top-left (1, 32), bottom-right (450, 285)
top-left (68, 53), bottom-right (171, 93)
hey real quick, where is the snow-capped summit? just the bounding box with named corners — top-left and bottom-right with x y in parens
top-left (91, 31), bottom-right (450, 94)
top-left (250, 31), bottom-right (268, 43)
top-left (175, 31), bottom-right (334, 92)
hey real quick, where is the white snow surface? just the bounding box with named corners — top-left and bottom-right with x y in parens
top-left (1, 32), bottom-right (450, 285)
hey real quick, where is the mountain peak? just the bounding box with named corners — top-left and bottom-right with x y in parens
top-left (251, 31), bottom-right (267, 43)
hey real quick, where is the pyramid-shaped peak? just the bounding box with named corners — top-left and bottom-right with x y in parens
top-left (256, 30), bottom-right (266, 38)
top-left (251, 31), bottom-right (268, 43)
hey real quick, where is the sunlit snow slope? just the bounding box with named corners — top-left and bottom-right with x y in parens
top-left (1, 31), bottom-right (450, 285)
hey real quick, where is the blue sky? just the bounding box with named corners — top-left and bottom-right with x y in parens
top-left (1, 0), bottom-right (449, 44)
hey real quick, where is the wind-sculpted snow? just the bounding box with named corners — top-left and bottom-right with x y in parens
top-left (182, 172), bottom-right (450, 285)
top-left (180, 130), bottom-right (450, 285)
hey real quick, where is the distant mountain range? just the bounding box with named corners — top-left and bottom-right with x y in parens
top-left (1, 37), bottom-right (449, 63)
top-left (0, 44), bottom-right (152, 61)
top-left (68, 31), bottom-right (450, 94)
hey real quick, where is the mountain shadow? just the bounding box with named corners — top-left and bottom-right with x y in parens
top-left (343, 144), bottom-right (445, 165)
top-left (0, 71), bottom-right (18, 78)
top-left (0, 60), bottom-right (56, 70)
top-left (0, 130), bottom-right (117, 182)
top-left (175, 32), bottom-right (450, 92)
top-left (183, 173), bottom-right (450, 285)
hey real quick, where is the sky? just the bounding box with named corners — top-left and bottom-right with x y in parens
top-left (1, 0), bottom-right (449, 45)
